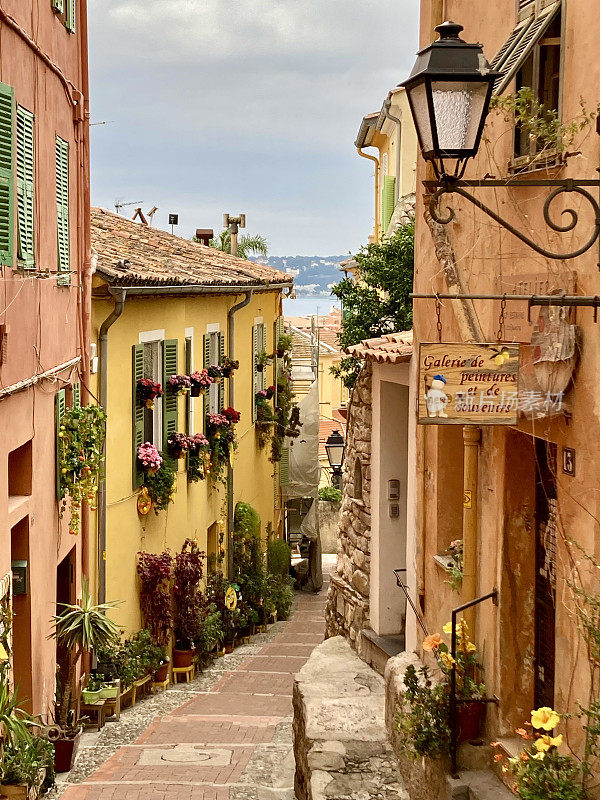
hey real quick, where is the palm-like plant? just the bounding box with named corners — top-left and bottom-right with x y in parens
top-left (208, 228), bottom-right (268, 259)
top-left (49, 579), bottom-right (121, 728)
top-left (0, 681), bottom-right (33, 747)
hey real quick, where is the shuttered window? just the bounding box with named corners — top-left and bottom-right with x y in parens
top-left (16, 106), bottom-right (34, 270)
top-left (132, 344), bottom-right (145, 488)
top-left (162, 339), bottom-right (178, 449)
top-left (279, 446), bottom-right (290, 487)
top-left (204, 330), bottom-right (223, 417)
top-left (185, 336), bottom-right (193, 435)
top-left (55, 136), bottom-right (70, 283)
top-left (218, 332), bottom-right (225, 412)
top-left (381, 175), bottom-right (396, 236)
top-left (0, 83), bottom-right (14, 268)
top-left (72, 382), bottom-right (81, 408)
top-left (56, 389), bottom-right (66, 499)
top-left (252, 323), bottom-right (266, 422)
top-left (66, 0), bottom-right (75, 32)
top-left (491, 1), bottom-right (561, 96)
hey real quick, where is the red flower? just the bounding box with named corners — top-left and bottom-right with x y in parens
top-left (223, 407), bottom-right (241, 423)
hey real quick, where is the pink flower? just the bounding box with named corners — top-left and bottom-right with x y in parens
top-left (137, 442), bottom-right (163, 471)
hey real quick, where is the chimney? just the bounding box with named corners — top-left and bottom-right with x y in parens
top-left (195, 228), bottom-right (214, 246)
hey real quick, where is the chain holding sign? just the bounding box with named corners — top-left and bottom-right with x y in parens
top-left (418, 343), bottom-right (520, 425)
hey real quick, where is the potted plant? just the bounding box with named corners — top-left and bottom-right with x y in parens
top-left (186, 433), bottom-right (210, 482)
top-left (137, 442), bottom-right (163, 475)
top-left (98, 678), bottom-right (120, 700)
top-left (206, 364), bottom-right (224, 381)
top-left (443, 539), bottom-right (463, 593)
top-left (173, 539), bottom-right (205, 668)
top-left (198, 603), bottom-right (223, 659)
top-left (221, 358), bottom-right (239, 378)
top-left (143, 457), bottom-right (176, 513)
top-left (167, 431), bottom-right (189, 459)
top-left (276, 333), bottom-right (293, 357)
top-left (81, 673), bottom-right (104, 704)
top-left (167, 374), bottom-right (191, 396)
top-left (1, 736), bottom-right (55, 799)
top-left (189, 370), bottom-right (214, 397)
top-left (49, 578), bottom-right (121, 772)
top-left (206, 411), bottom-right (240, 483)
top-left (136, 378), bottom-right (163, 409)
top-left (255, 350), bottom-right (271, 372)
top-left (394, 663), bottom-right (450, 760)
top-left (136, 550), bottom-right (173, 648)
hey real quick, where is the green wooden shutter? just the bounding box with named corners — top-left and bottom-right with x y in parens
top-left (162, 339), bottom-right (178, 449)
top-left (252, 324), bottom-right (259, 422)
top-left (218, 332), bottom-right (225, 412)
top-left (56, 136), bottom-right (70, 284)
top-left (132, 344), bottom-right (144, 489)
top-left (56, 389), bottom-right (66, 500)
top-left (279, 446), bottom-right (290, 486)
top-left (0, 83), bottom-right (15, 268)
top-left (185, 337), bottom-right (192, 435)
top-left (260, 324), bottom-right (267, 391)
top-left (52, 0), bottom-right (64, 12)
top-left (381, 175), bottom-right (395, 235)
top-left (203, 334), bottom-right (210, 433)
top-left (72, 382), bottom-right (81, 408)
top-left (16, 106), bottom-right (34, 270)
top-left (66, 0), bottom-right (75, 32)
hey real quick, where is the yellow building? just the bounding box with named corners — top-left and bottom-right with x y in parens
top-left (355, 87), bottom-right (418, 243)
top-left (90, 208), bottom-right (292, 632)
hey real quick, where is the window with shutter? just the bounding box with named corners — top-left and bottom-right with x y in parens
top-left (203, 333), bottom-right (210, 432)
top-left (55, 136), bottom-right (70, 284)
top-left (252, 325), bottom-right (258, 423)
top-left (185, 335), bottom-right (193, 435)
top-left (132, 344), bottom-right (145, 488)
top-left (218, 332), bottom-right (225, 412)
top-left (259, 324), bottom-right (267, 392)
top-left (72, 382), bottom-right (81, 408)
top-left (66, 0), bottom-right (75, 32)
top-left (279, 446), bottom-right (290, 487)
top-left (56, 389), bottom-right (66, 500)
top-left (0, 83), bottom-right (14, 268)
top-left (381, 175), bottom-right (395, 235)
top-left (162, 339), bottom-right (178, 449)
top-left (16, 106), bottom-right (34, 270)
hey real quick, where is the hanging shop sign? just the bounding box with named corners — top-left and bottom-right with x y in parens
top-left (418, 343), bottom-right (520, 425)
top-left (493, 274), bottom-right (577, 342)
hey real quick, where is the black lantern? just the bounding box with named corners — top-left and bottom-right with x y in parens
top-left (325, 429), bottom-right (345, 490)
top-left (401, 21), bottom-right (499, 179)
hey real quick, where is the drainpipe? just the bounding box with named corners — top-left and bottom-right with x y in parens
top-left (382, 97), bottom-right (401, 206)
top-left (357, 147), bottom-right (380, 242)
top-left (461, 426), bottom-right (481, 631)
top-left (97, 288), bottom-right (127, 603)
top-left (226, 290), bottom-right (253, 577)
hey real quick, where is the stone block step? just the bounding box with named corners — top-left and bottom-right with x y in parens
top-left (361, 627), bottom-right (406, 677)
top-left (447, 769), bottom-right (514, 800)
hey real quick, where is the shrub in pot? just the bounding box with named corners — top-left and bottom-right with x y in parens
top-left (81, 673), bottom-right (104, 704)
top-left (137, 550), bottom-right (173, 648)
top-left (1, 735), bottom-right (56, 797)
top-left (173, 539), bottom-right (205, 666)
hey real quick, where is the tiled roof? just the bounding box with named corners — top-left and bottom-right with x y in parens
top-left (319, 412), bottom-right (347, 461)
top-left (91, 208), bottom-right (293, 289)
top-left (289, 326), bottom-right (339, 359)
top-left (346, 330), bottom-right (413, 363)
top-left (285, 310), bottom-right (341, 353)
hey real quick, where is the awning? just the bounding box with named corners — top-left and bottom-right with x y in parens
top-left (491, 1), bottom-right (561, 96)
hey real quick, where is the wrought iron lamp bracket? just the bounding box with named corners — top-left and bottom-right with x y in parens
top-left (425, 175), bottom-right (600, 261)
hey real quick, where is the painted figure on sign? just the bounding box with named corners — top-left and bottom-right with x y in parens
top-left (425, 374), bottom-right (449, 418)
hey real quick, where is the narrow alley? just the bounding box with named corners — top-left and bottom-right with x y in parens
top-left (56, 561), bottom-right (334, 800)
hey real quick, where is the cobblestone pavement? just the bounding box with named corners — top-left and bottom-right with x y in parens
top-left (55, 559), bottom-right (334, 800)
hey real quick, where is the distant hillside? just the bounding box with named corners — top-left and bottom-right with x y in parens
top-left (248, 254), bottom-right (347, 297)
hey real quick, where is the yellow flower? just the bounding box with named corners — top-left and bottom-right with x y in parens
top-left (465, 642), bottom-right (477, 653)
top-left (550, 734), bottom-right (563, 748)
top-left (534, 736), bottom-right (552, 753)
top-left (439, 651), bottom-right (456, 669)
top-left (532, 752), bottom-right (546, 760)
top-left (443, 622), bottom-right (453, 635)
top-left (423, 633), bottom-right (441, 652)
top-left (531, 707), bottom-right (560, 731)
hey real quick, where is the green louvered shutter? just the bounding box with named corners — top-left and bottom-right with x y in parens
top-left (0, 83), bottom-right (15, 268)
top-left (52, 0), bottom-right (64, 12)
top-left (260, 324), bottom-right (267, 391)
top-left (56, 136), bottom-right (70, 284)
top-left (279, 446), bottom-right (290, 486)
top-left (16, 106), bottom-right (34, 270)
top-left (72, 382), bottom-right (81, 408)
top-left (56, 389), bottom-right (66, 500)
top-left (381, 175), bottom-right (395, 235)
top-left (185, 337), bottom-right (192, 435)
top-left (66, 0), bottom-right (75, 32)
top-left (252, 324), bottom-right (259, 422)
top-left (162, 339), bottom-right (178, 449)
top-left (218, 332), bottom-right (225, 412)
top-left (132, 344), bottom-right (144, 489)
top-left (203, 334), bottom-right (210, 432)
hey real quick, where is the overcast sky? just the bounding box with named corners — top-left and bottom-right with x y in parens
top-left (87, 0), bottom-right (419, 256)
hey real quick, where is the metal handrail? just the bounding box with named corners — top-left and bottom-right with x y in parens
top-left (450, 589), bottom-right (499, 777)
top-left (394, 568), bottom-right (429, 636)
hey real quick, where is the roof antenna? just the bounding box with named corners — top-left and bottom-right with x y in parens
top-left (115, 199), bottom-right (143, 215)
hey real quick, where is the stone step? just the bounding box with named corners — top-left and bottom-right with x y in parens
top-left (447, 769), bottom-right (514, 800)
top-left (361, 627), bottom-right (406, 677)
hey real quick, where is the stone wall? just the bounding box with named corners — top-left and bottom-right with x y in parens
top-left (325, 361), bottom-right (372, 654)
top-left (318, 500), bottom-right (341, 554)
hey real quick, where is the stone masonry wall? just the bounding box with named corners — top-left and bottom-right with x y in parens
top-left (325, 361), bottom-right (372, 656)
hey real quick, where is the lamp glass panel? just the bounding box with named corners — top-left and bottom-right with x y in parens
top-left (326, 444), bottom-right (345, 468)
top-left (431, 81), bottom-right (488, 152)
top-left (407, 81), bottom-right (434, 153)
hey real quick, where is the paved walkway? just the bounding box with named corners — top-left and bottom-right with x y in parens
top-left (57, 563), bottom-right (332, 800)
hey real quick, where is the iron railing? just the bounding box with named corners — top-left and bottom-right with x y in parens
top-left (394, 568), bottom-right (428, 636)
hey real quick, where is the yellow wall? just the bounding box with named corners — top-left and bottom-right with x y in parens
top-left (91, 288), bottom-right (283, 633)
top-left (318, 352), bottom-right (348, 419)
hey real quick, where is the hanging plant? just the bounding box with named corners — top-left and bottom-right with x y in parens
top-left (255, 350), bottom-right (271, 372)
top-left (276, 333), bottom-right (293, 357)
top-left (136, 550), bottom-right (173, 646)
top-left (206, 364), bottom-right (224, 381)
top-left (187, 433), bottom-right (210, 482)
top-left (137, 442), bottom-right (163, 473)
top-left (206, 411), bottom-right (240, 483)
top-left (221, 357), bottom-right (239, 378)
top-left (143, 456), bottom-right (176, 512)
top-left (167, 431), bottom-right (189, 459)
top-left (167, 374), bottom-right (191, 396)
top-left (255, 391), bottom-right (274, 449)
top-left (189, 370), bottom-right (214, 397)
top-left (137, 379), bottom-right (163, 409)
top-left (269, 351), bottom-right (301, 463)
top-left (58, 404), bottom-right (106, 536)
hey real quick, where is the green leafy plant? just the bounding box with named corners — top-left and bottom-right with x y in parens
top-left (319, 486), bottom-right (342, 502)
top-left (270, 352), bottom-right (301, 463)
top-left (394, 664), bottom-right (450, 759)
top-left (208, 228), bottom-right (268, 259)
top-left (267, 539), bottom-right (291, 577)
top-left (199, 603), bottom-right (224, 653)
top-left (173, 539), bottom-right (205, 650)
top-left (1, 735), bottom-right (55, 790)
top-left (144, 456), bottom-right (177, 512)
top-left (0, 682), bottom-right (33, 748)
top-left (276, 333), bottom-right (293, 354)
top-left (206, 411), bottom-right (239, 483)
top-left (49, 577), bottom-right (121, 729)
top-left (423, 618), bottom-right (486, 700)
top-left (136, 550), bottom-right (173, 646)
top-left (233, 503), bottom-right (267, 625)
top-left (256, 350), bottom-right (272, 370)
top-left (331, 221), bottom-right (414, 388)
top-left (266, 575), bottom-right (294, 620)
top-left (58, 404), bottom-right (106, 536)
top-left (443, 539), bottom-right (463, 593)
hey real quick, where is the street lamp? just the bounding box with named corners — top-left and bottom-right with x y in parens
top-left (401, 21), bottom-right (499, 181)
top-left (325, 429), bottom-right (345, 491)
top-left (401, 21), bottom-right (600, 262)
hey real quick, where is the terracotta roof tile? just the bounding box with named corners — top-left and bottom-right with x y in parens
top-left (91, 208), bottom-right (293, 289)
top-left (346, 330), bottom-right (413, 363)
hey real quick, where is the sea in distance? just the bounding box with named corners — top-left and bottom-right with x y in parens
top-left (283, 295), bottom-right (340, 318)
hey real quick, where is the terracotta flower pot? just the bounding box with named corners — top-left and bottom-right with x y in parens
top-left (190, 386), bottom-right (202, 397)
top-left (456, 700), bottom-right (486, 743)
top-left (154, 661), bottom-right (169, 682)
top-left (173, 648), bottom-right (196, 668)
top-left (53, 731), bottom-right (82, 773)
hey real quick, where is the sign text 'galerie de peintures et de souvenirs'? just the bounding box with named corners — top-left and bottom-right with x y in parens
top-left (418, 343), bottom-right (520, 425)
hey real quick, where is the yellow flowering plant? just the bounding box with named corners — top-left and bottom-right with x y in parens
top-left (422, 618), bottom-right (485, 700)
top-left (493, 710), bottom-right (584, 800)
